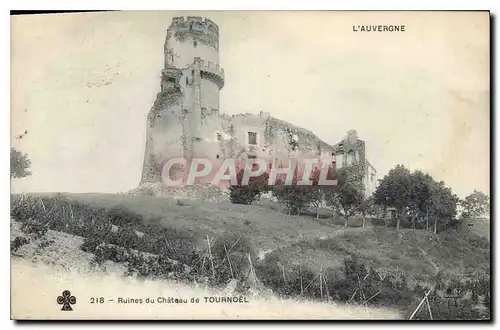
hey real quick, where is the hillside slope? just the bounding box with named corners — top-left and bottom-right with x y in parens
top-left (10, 221), bottom-right (401, 320)
top-left (45, 193), bottom-right (491, 282)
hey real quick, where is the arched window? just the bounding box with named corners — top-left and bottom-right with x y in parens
top-left (336, 152), bottom-right (344, 168)
top-left (347, 150), bottom-right (356, 165)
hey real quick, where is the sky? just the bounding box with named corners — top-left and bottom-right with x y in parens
top-left (11, 11), bottom-right (490, 198)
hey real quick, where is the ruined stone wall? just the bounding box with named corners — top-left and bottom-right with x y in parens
top-left (264, 117), bottom-right (335, 163)
top-left (230, 114), bottom-right (269, 161)
top-left (191, 112), bottom-right (233, 160)
top-left (140, 17), bottom-right (376, 192)
top-left (200, 78), bottom-right (219, 110)
top-left (364, 161), bottom-right (378, 198)
top-left (227, 113), bottom-right (335, 167)
top-left (332, 131), bottom-right (371, 195)
top-left (141, 71), bottom-right (185, 184)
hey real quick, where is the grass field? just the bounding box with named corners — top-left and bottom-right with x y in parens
top-left (26, 192), bottom-right (489, 284)
top-left (10, 192), bottom-right (491, 319)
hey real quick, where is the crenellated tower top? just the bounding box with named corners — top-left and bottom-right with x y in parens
top-left (167, 16), bottom-right (219, 51)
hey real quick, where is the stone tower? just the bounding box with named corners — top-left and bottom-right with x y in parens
top-left (140, 16), bottom-right (225, 184)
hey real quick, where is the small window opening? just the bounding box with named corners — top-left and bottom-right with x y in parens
top-left (248, 132), bottom-right (257, 145)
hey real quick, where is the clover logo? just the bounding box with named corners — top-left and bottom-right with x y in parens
top-left (57, 290), bottom-right (76, 311)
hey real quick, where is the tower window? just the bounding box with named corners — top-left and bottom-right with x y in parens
top-left (247, 132), bottom-right (257, 145)
top-left (185, 77), bottom-right (189, 85)
top-left (216, 154), bottom-right (220, 159)
top-left (193, 40), bottom-right (198, 47)
top-left (217, 133), bottom-right (222, 141)
top-left (347, 150), bottom-right (356, 165)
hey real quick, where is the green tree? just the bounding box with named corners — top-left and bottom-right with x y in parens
top-left (428, 181), bottom-right (459, 233)
top-left (270, 165), bottom-right (329, 216)
top-left (229, 167), bottom-right (269, 205)
top-left (408, 170), bottom-right (434, 229)
top-left (461, 190), bottom-right (490, 222)
top-left (334, 169), bottom-right (363, 227)
top-left (373, 165), bottom-right (412, 229)
top-left (308, 166), bottom-right (324, 219)
top-left (11, 147), bottom-right (31, 179)
top-left (323, 184), bottom-right (340, 220)
top-left (357, 196), bottom-right (376, 228)
top-left (271, 170), bottom-right (313, 215)
top-left (318, 165), bottom-right (339, 219)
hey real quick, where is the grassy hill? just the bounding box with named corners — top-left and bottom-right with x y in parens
top-left (10, 192), bottom-right (491, 319)
top-left (21, 192), bottom-right (490, 284)
top-left (266, 226), bottom-right (490, 283)
top-left (463, 217), bottom-right (490, 241)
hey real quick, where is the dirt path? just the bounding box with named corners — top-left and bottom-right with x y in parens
top-left (419, 247), bottom-right (440, 276)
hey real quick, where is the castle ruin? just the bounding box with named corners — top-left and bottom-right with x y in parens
top-left (140, 16), bottom-right (377, 197)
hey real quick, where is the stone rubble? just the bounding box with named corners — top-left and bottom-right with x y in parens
top-left (128, 182), bottom-right (230, 203)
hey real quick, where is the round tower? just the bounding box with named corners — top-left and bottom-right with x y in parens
top-left (164, 16), bottom-right (224, 111)
top-left (141, 16), bottom-right (226, 185)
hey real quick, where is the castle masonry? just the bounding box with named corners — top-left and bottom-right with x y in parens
top-left (140, 16), bottom-right (377, 197)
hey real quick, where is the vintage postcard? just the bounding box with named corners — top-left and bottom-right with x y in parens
top-left (10, 10), bottom-right (490, 320)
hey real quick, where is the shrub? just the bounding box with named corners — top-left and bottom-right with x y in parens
top-left (80, 237), bottom-right (102, 253)
top-left (106, 206), bottom-right (144, 227)
top-left (148, 227), bottom-right (199, 265)
top-left (11, 237), bottom-right (29, 252)
top-left (204, 234), bottom-right (256, 286)
top-left (255, 253), bottom-right (491, 320)
top-left (229, 169), bottom-right (269, 205)
top-left (37, 237), bottom-right (55, 249)
top-left (11, 195), bottom-right (40, 222)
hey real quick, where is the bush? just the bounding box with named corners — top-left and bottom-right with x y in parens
top-left (106, 206), bottom-right (143, 227)
top-left (11, 195), bottom-right (40, 222)
top-left (11, 237), bottom-right (29, 252)
top-left (229, 169), bottom-right (269, 205)
top-left (10, 195), bottom-right (201, 264)
top-left (21, 220), bottom-right (49, 238)
top-left (204, 234), bottom-right (256, 286)
top-left (254, 253), bottom-right (490, 320)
